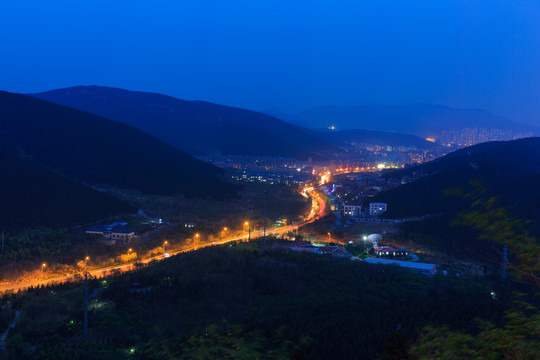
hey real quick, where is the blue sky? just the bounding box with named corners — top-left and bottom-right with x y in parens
top-left (1, 0), bottom-right (539, 124)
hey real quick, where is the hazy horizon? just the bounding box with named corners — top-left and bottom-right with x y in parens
top-left (1, 1), bottom-right (539, 126)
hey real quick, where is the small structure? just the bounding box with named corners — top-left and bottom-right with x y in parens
top-left (369, 202), bottom-right (387, 215)
top-left (86, 225), bottom-right (109, 236)
top-left (290, 246), bottom-right (318, 254)
top-left (108, 229), bottom-right (135, 245)
top-left (374, 246), bottom-right (410, 258)
top-left (364, 258), bottom-right (437, 275)
top-left (393, 247), bottom-right (409, 257)
top-left (85, 226), bottom-right (135, 246)
top-left (367, 234), bottom-right (382, 248)
top-left (376, 247), bottom-right (395, 257)
top-left (343, 201), bottom-right (362, 218)
top-left (316, 246), bottom-right (353, 258)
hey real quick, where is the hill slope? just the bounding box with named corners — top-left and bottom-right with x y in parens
top-left (289, 104), bottom-right (536, 137)
top-left (0, 148), bottom-right (133, 231)
top-left (33, 86), bottom-right (339, 159)
top-left (372, 138), bottom-right (540, 257)
top-left (0, 91), bottom-right (239, 198)
top-left (375, 137), bottom-right (540, 219)
top-left (319, 128), bottom-right (437, 149)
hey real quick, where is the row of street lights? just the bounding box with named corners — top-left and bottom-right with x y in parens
top-left (39, 221), bottom-right (263, 280)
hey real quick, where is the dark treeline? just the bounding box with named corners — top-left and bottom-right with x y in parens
top-left (2, 242), bottom-right (507, 359)
top-left (0, 148), bottom-right (134, 232)
top-left (374, 138), bottom-right (540, 261)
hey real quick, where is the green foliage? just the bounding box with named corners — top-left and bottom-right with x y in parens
top-left (0, 149), bottom-right (133, 232)
top-left (0, 228), bottom-right (72, 265)
top-left (456, 194), bottom-right (540, 287)
top-left (3, 246), bottom-right (506, 360)
top-left (410, 188), bottom-right (540, 359)
top-left (178, 322), bottom-right (296, 360)
top-left (411, 301), bottom-right (540, 360)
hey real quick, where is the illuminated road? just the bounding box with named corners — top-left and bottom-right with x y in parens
top-left (0, 188), bottom-right (327, 293)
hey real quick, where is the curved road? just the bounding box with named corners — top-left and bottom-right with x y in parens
top-left (0, 189), bottom-right (327, 293)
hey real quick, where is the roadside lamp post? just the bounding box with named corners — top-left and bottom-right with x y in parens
top-left (83, 256), bottom-right (89, 338)
top-left (328, 232), bottom-right (331, 242)
top-left (221, 227), bottom-right (228, 240)
top-left (245, 221), bottom-right (251, 242)
top-left (163, 241), bottom-right (168, 256)
top-left (128, 248), bottom-right (134, 270)
top-left (41, 263), bottom-right (46, 279)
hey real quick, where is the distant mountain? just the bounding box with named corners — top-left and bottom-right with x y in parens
top-left (0, 148), bottom-right (134, 231)
top-left (289, 104), bottom-right (538, 137)
top-left (33, 86), bottom-right (339, 159)
top-left (318, 129), bottom-right (437, 149)
top-left (0, 91), bottom-right (239, 198)
top-left (263, 109), bottom-right (437, 149)
top-left (261, 108), bottom-right (294, 122)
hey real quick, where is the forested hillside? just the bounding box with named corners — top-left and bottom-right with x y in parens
top-left (376, 138), bottom-right (540, 220)
top-left (374, 138), bottom-right (540, 258)
top-left (0, 91), bottom-right (239, 199)
top-left (2, 242), bottom-right (505, 360)
top-left (0, 149), bottom-right (133, 231)
top-left (33, 86), bottom-right (339, 159)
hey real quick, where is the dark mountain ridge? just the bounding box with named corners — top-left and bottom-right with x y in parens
top-left (372, 137), bottom-right (540, 258)
top-left (33, 86), bottom-right (339, 159)
top-left (320, 128), bottom-right (437, 149)
top-left (0, 91), bottom-right (239, 198)
top-left (375, 137), bottom-right (540, 219)
top-left (0, 147), bottom-right (134, 231)
top-left (288, 104), bottom-right (537, 137)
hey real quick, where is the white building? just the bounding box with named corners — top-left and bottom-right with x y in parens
top-left (344, 204), bottom-right (362, 217)
top-left (369, 202), bottom-right (387, 215)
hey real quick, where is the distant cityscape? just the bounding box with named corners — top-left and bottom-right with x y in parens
top-left (434, 127), bottom-right (533, 148)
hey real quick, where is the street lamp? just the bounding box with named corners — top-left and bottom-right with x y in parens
top-left (221, 227), bottom-right (228, 240)
top-left (328, 232), bottom-right (331, 242)
top-left (84, 256), bottom-right (89, 274)
top-left (163, 241), bottom-right (168, 256)
top-left (41, 263), bottom-right (46, 279)
top-left (244, 221), bottom-right (251, 241)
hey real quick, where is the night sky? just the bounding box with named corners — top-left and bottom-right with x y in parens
top-left (1, 1), bottom-right (539, 124)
